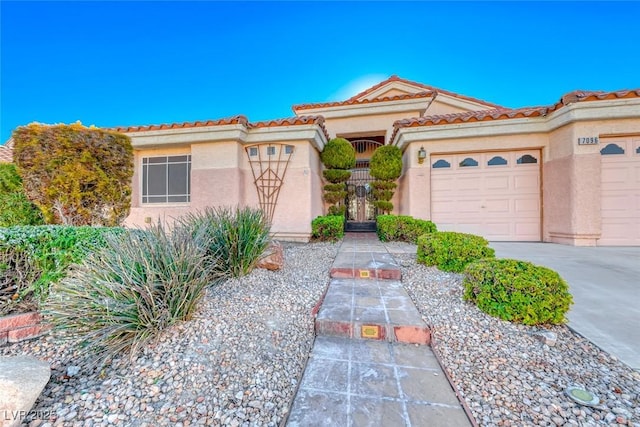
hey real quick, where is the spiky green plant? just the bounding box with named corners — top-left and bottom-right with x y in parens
top-left (44, 223), bottom-right (222, 365)
top-left (180, 206), bottom-right (271, 278)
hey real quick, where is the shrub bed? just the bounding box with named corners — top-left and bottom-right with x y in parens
top-left (463, 258), bottom-right (573, 325)
top-left (417, 231), bottom-right (495, 272)
top-left (311, 215), bottom-right (344, 241)
top-left (377, 215), bottom-right (437, 243)
top-left (0, 225), bottom-right (122, 315)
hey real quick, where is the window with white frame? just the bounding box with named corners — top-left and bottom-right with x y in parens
top-left (142, 155), bottom-right (191, 203)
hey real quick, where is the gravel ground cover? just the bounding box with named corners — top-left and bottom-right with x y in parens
top-left (395, 251), bottom-right (640, 427)
top-left (2, 242), bottom-right (338, 427)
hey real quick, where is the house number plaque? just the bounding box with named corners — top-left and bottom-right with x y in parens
top-left (577, 137), bottom-right (599, 145)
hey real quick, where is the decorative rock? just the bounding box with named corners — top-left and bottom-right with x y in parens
top-left (534, 330), bottom-right (558, 347)
top-left (257, 242), bottom-right (284, 271)
top-left (66, 365), bottom-right (80, 377)
top-left (0, 356), bottom-right (51, 427)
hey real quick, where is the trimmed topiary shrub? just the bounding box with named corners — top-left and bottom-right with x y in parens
top-left (311, 215), bottom-right (344, 241)
top-left (0, 225), bottom-right (123, 314)
top-left (320, 138), bottom-right (355, 216)
top-left (463, 258), bottom-right (573, 325)
top-left (321, 138), bottom-right (356, 170)
top-left (44, 222), bottom-right (223, 364)
top-left (417, 231), bottom-right (495, 272)
top-left (12, 122), bottom-right (133, 226)
top-left (0, 163), bottom-right (43, 227)
top-left (370, 145), bottom-right (402, 214)
top-left (377, 215), bottom-right (437, 243)
top-left (322, 169), bottom-right (352, 184)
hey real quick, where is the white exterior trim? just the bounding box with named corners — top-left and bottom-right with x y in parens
top-left (294, 97), bottom-right (432, 119)
top-left (394, 98), bottom-right (640, 150)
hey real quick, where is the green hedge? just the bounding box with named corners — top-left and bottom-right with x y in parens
top-left (0, 163), bottom-right (43, 227)
top-left (0, 225), bottom-right (123, 314)
top-left (377, 215), bottom-right (437, 243)
top-left (311, 215), bottom-right (344, 241)
top-left (417, 231), bottom-right (495, 272)
top-left (463, 258), bottom-right (573, 325)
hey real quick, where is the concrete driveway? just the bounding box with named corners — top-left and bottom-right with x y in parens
top-left (490, 243), bottom-right (640, 371)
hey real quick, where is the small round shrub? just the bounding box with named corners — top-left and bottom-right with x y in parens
top-left (463, 258), bottom-right (573, 325)
top-left (321, 138), bottom-right (356, 170)
top-left (417, 231), bottom-right (495, 272)
top-left (377, 215), bottom-right (437, 243)
top-left (311, 215), bottom-right (344, 241)
top-left (322, 169), bottom-right (352, 183)
top-left (370, 145), bottom-right (402, 181)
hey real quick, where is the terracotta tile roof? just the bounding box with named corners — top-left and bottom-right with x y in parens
top-left (0, 138), bottom-right (14, 163)
top-left (345, 75), bottom-right (504, 109)
top-left (249, 115), bottom-right (330, 141)
top-left (395, 106), bottom-right (550, 128)
top-left (292, 91), bottom-right (435, 112)
top-left (110, 115), bottom-right (330, 142)
top-left (110, 115), bottom-right (249, 133)
top-left (390, 88), bottom-right (640, 143)
top-left (249, 115), bottom-right (324, 128)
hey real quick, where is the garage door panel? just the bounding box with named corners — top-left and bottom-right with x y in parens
top-left (431, 150), bottom-right (541, 242)
top-left (515, 198), bottom-right (539, 214)
top-left (484, 198), bottom-right (510, 213)
top-left (485, 176), bottom-right (510, 190)
top-left (514, 174), bottom-right (539, 191)
top-left (599, 137), bottom-right (640, 246)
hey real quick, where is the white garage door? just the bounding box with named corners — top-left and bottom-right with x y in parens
top-left (599, 137), bottom-right (640, 246)
top-left (431, 150), bottom-right (541, 241)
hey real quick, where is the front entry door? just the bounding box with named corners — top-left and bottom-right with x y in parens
top-left (345, 164), bottom-right (377, 231)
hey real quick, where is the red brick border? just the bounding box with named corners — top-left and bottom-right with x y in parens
top-left (0, 312), bottom-right (46, 344)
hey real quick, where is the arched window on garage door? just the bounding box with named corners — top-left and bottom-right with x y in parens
top-left (517, 154), bottom-right (538, 164)
top-left (600, 143), bottom-right (625, 155)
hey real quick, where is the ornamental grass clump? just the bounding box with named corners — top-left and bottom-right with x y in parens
top-left (44, 223), bottom-right (223, 364)
top-left (463, 258), bottom-right (573, 325)
top-left (180, 206), bottom-right (270, 278)
top-left (417, 231), bottom-right (495, 272)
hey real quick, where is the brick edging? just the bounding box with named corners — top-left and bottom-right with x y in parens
top-left (0, 311), bottom-right (46, 345)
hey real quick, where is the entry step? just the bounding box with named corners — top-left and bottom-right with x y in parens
top-left (315, 278), bottom-right (430, 345)
top-left (330, 251), bottom-right (402, 280)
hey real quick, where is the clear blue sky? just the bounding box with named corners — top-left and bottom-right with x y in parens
top-left (2, 1), bottom-right (639, 143)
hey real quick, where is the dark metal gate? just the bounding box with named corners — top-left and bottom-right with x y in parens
top-left (345, 139), bottom-right (383, 232)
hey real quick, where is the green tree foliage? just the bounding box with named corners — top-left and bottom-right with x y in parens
top-left (320, 138), bottom-right (355, 216)
top-left (0, 163), bottom-right (43, 227)
top-left (12, 123), bottom-right (134, 226)
top-left (369, 145), bottom-right (402, 214)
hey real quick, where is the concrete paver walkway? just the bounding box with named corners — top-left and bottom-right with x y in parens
top-left (287, 233), bottom-right (472, 427)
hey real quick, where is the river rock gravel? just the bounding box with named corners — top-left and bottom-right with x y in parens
top-left (396, 252), bottom-right (640, 427)
top-left (1, 242), bottom-right (337, 427)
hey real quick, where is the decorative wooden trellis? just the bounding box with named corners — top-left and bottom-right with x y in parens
top-left (245, 143), bottom-right (294, 223)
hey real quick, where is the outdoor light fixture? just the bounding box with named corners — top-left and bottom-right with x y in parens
top-left (418, 146), bottom-right (427, 164)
